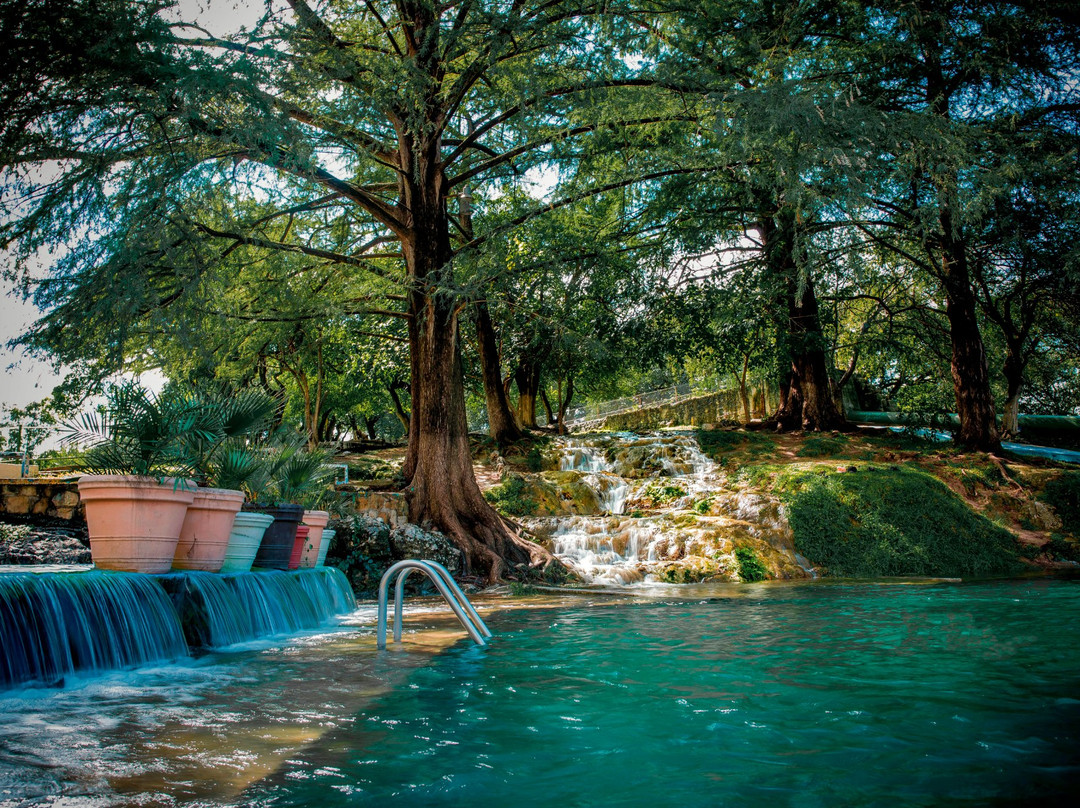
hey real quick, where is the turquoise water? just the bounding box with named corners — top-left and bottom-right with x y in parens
top-left (248, 580), bottom-right (1080, 807)
top-left (1, 579), bottom-right (1077, 805)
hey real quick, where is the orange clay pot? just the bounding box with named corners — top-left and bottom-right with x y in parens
top-left (172, 487), bottom-right (245, 572)
top-left (78, 475), bottom-right (196, 574)
top-left (298, 510), bottom-right (330, 568)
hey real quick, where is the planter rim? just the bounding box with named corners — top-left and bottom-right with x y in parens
top-left (78, 474), bottom-right (197, 487)
top-left (191, 487), bottom-right (246, 507)
top-left (232, 511), bottom-right (275, 527)
top-left (302, 509), bottom-right (331, 527)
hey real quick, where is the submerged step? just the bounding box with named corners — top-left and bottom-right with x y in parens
top-left (0, 567), bottom-right (355, 690)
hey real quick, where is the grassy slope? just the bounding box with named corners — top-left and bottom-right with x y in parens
top-left (698, 428), bottom-right (1079, 578)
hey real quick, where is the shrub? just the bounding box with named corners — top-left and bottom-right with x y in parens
top-left (778, 465), bottom-right (1021, 578)
top-left (734, 547), bottom-right (768, 582)
top-left (1042, 472), bottom-right (1080, 536)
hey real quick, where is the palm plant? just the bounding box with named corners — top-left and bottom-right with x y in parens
top-left (60, 382), bottom-right (209, 478)
top-left (180, 388), bottom-right (279, 488)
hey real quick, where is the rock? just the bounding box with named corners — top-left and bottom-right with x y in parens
top-left (390, 523), bottom-right (463, 573)
top-left (1022, 500), bottom-right (1063, 531)
top-left (0, 523), bottom-right (91, 565)
top-left (52, 490), bottom-right (80, 508)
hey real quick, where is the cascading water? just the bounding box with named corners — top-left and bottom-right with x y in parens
top-left (559, 442), bottom-right (629, 514)
top-left (0, 567), bottom-right (356, 690)
top-left (548, 433), bottom-right (723, 584)
top-left (540, 432), bottom-right (810, 585)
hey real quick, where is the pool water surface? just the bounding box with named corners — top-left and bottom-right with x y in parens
top-left (2, 579), bottom-right (1078, 806)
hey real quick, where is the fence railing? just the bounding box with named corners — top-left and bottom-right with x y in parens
top-left (540, 378), bottom-right (731, 427)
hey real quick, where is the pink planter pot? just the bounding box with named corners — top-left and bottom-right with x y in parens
top-left (172, 488), bottom-right (245, 572)
top-left (288, 525), bottom-right (310, 570)
top-left (78, 475), bottom-right (197, 574)
top-left (298, 510), bottom-right (330, 568)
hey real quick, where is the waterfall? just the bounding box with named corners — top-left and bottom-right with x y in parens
top-left (0, 570), bottom-right (187, 689)
top-left (559, 442), bottom-right (629, 514)
top-left (0, 568), bottom-right (356, 690)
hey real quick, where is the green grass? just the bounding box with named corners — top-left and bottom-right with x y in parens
top-left (774, 465), bottom-right (1022, 578)
top-left (796, 434), bottom-right (850, 458)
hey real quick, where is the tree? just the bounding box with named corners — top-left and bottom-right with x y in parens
top-left (855, 0), bottom-right (1080, 448)
top-left (2, 0), bottom-right (708, 578)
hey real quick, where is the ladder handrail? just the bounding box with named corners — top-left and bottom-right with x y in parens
top-left (396, 559), bottom-right (492, 640)
top-left (377, 560), bottom-right (489, 649)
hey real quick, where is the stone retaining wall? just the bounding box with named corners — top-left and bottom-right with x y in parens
top-left (341, 490), bottom-right (409, 527)
top-left (598, 387), bottom-right (775, 431)
top-left (0, 480), bottom-right (83, 521)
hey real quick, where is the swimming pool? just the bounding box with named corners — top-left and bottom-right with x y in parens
top-left (2, 579), bottom-right (1077, 805)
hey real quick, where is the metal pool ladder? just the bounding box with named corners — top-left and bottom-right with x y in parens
top-left (377, 559), bottom-right (492, 649)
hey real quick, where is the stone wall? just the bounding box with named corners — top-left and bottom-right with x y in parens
top-left (341, 489), bottom-right (409, 527)
top-left (598, 387), bottom-right (775, 432)
top-left (1, 480), bottom-right (83, 521)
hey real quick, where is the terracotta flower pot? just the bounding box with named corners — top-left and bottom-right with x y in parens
top-left (172, 488), bottom-right (245, 572)
top-left (315, 529), bottom-right (336, 568)
top-left (298, 510), bottom-right (330, 568)
top-left (220, 511), bottom-right (275, 574)
top-left (251, 503), bottom-right (304, 570)
top-left (289, 525), bottom-right (310, 570)
top-left (78, 475), bottom-right (196, 574)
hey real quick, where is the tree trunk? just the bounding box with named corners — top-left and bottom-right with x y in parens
top-left (388, 382), bottom-right (410, 436)
top-left (557, 375), bottom-right (574, 433)
top-left (515, 359), bottom-right (541, 428)
top-left (760, 202), bottom-right (844, 432)
top-left (540, 389), bottom-right (555, 427)
top-left (396, 134), bottom-right (553, 581)
top-left (364, 415), bottom-right (379, 441)
top-left (474, 300), bottom-right (524, 445)
top-left (739, 354), bottom-right (751, 424)
top-left (1001, 339), bottom-right (1023, 438)
top-left (939, 220), bottom-right (1000, 450)
top-left (923, 30), bottom-right (999, 451)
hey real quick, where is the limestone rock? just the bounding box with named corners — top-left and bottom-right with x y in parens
top-left (390, 523), bottom-right (463, 573)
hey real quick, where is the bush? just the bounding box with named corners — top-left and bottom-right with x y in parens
top-left (734, 547), bottom-right (768, 582)
top-left (483, 475), bottom-right (538, 516)
top-left (1042, 472), bottom-right (1080, 536)
top-left (778, 465), bottom-right (1021, 578)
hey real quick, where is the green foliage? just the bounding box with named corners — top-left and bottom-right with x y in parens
top-left (637, 480), bottom-right (687, 508)
top-left (484, 476), bottom-right (538, 517)
top-left (1047, 536), bottom-right (1080, 563)
top-left (734, 547), bottom-right (768, 582)
top-left (693, 498), bottom-right (713, 514)
top-left (526, 447), bottom-right (544, 473)
top-left (777, 466), bottom-right (1022, 578)
top-left (60, 381), bottom-right (207, 478)
top-left (1042, 473), bottom-right (1080, 537)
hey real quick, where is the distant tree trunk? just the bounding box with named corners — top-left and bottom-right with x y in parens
top-left (540, 389), bottom-right (556, 426)
top-left (474, 300), bottom-right (524, 445)
top-left (738, 354), bottom-right (751, 424)
top-left (555, 376), bottom-right (574, 434)
top-left (515, 359), bottom-right (542, 428)
top-left (938, 208), bottom-right (1000, 450)
top-left (363, 415), bottom-right (379, 441)
top-left (760, 203), bottom-right (845, 432)
top-left (388, 382), bottom-right (410, 437)
top-left (1001, 339), bottom-right (1024, 438)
